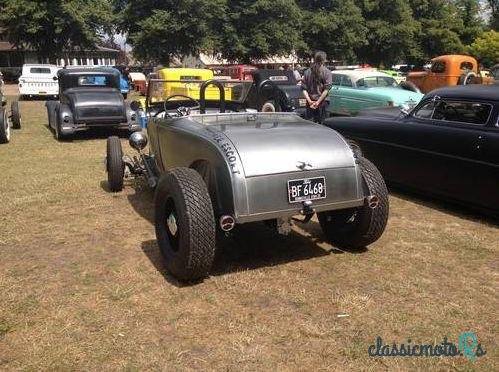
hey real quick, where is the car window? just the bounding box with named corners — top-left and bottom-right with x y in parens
top-left (340, 76), bottom-right (353, 87)
top-left (431, 61), bottom-right (446, 73)
top-left (78, 75), bottom-right (110, 86)
top-left (433, 101), bottom-right (492, 125)
top-left (357, 76), bottom-right (397, 88)
top-left (460, 62), bottom-right (474, 70)
top-left (30, 67), bottom-right (51, 74)
top-left (332, 74), bottom-right (342, 86)
top-left (413, 101), bottom-right (436, 119)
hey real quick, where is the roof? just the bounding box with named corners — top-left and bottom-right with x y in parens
top-left (424, 85), bottom-right (499, 101)
top-left (58, 67), bottom-right (119, 77)
top-left (431, 55), bottom-right (477, 63)
top-left (332, 69), bottom-right (390, 81)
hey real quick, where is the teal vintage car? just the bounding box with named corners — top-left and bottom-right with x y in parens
top-left (328, 70), bottom-right (423, 116)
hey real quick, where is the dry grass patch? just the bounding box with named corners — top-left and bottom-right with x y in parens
top-left (0, 89), bottom-right (497, 370)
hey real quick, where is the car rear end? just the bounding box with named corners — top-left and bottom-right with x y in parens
top-left (18, 65), bottom-right (59, 98)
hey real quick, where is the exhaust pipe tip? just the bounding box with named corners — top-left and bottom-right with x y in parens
top-left (219, 215), bottom-right (235, 232)
top-left (366, 195), bottom-right (380, 209)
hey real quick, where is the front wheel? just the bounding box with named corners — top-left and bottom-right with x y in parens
top-left (0, 108), bottom-right (10, 144)
top-left (106, 136), bottom-right (125, 192)
top-left (11, 101), bottom-right (21, 129)
top-left (154, 167), bottom-right (216, 282)
top-left (318, 157), bottom-right (389, 249)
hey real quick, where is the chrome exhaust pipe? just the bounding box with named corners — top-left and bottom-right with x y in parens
top-left (219, 215), bottom-right (235, 232)
top-left (366, 195), bottom-right (379, 209)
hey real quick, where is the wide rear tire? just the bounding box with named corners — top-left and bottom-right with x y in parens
top-left (154, 167), bottom-right (216, 282)
top-left (106, 136), bottom-right (124, 192)
top-left (318, 157), bottom-right (389, 249)
top-left (0, 108), bottom-right (10, 144)
top-left (11, 101), bottom-right (21, 129)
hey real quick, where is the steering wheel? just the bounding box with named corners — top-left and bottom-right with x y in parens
top-left (163, 94), bottom-right (201, 117)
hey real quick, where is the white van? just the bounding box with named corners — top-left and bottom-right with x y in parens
top-left (18, 64), bottom-right (60, 99)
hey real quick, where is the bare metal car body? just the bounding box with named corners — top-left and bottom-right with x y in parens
top-left (106, 79), bottom-right (388, 281)
top-left (147, 111), bottom-right (365, 223)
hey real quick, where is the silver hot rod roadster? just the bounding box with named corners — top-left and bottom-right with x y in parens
top-left (106, 79), bottom-right (389, 281)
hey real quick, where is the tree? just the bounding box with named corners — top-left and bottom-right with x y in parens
top-left (0, 0), bottom-right (116, 59)
top-left (354, 0), bottom-right (422, 66)
top-left (296, 0), bottom-right (367, 63)
top-left (466, 30), bottom-right (499, 66)
top-left (486, 0), bottom-right (499, 30)
top-left (409, 0), bottom-right (466, 61)
top-left (215, 0), bottom-right (304, 63)
top-left (454, 0), bottom-right (484, 44)
top-left (121, 0), bottom-right (227, 65)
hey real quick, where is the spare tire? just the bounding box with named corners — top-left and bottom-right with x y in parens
top-left (399, 81), bottom-right (421, 93)
top-left (458, 71), bottom-right (476, 85)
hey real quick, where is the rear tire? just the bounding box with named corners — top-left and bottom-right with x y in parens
top-left (154, 167), bottom-right (216, 282)
top-left (11, 101), bottom-right (21, 129)
top-left (0, 108), bottom-right (10, 144)
top-left (318, 157), bottom-right (389, 249)
top-left (106, 136), bottom-right (124, 192)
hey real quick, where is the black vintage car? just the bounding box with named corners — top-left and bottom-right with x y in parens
top-left (46, 68), bottom-right (140, 140)
top-left (243, 70), bottom-right (306, 116)
top-left (324, 85), bottom-right (499, 216)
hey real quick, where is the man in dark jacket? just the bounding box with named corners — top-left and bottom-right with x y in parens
top-left (301, 51), bottom-right (332, 124)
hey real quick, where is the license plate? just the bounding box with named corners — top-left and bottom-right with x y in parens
top-left (288, 176), bottom-right (326, 203)
top-left (39, 91), bottom-right (47, 94)
top-left (299, 98), bottom-right (307, 107)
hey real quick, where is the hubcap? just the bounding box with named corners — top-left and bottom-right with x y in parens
top-left (167, 213), bottom-right (178, 236)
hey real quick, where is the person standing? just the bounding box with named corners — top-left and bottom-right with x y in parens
top-left (301, 51), bottom-right (332, 124)
top-left (293, 64), bottom-right (302, 83)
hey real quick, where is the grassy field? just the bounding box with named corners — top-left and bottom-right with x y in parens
top-left (0, 84), bottom-right (497, 370)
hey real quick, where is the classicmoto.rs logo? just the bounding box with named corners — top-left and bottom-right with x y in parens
top-left (368, 333), bottom-right (486, 360)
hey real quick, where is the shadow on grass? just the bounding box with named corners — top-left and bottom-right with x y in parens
top-left (389, 184), bottom-right (498, 226)
top-left (122, 178), bottom-right (368, 286)
top-left (140, 220), bottom-right (370, 287)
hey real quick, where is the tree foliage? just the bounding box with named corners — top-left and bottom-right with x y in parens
top-left (0, 0), bottom-right (493, 66)
top-left (466, 30), bottom-right (499, 66)
top-left (0, 0), bottom-right (116, 58)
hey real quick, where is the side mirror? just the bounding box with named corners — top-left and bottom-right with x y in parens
top-left (53, 76), bottom-right (58, 81)
top-left (130, 100), bottom-right (141, 111)
top-left (399, 103), bottom-right (410, 116)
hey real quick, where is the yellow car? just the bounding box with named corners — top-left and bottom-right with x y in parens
top-left (150, 68), bottom-right (231, 103)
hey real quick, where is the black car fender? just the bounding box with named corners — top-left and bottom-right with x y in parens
top-left (45, 101), bottom-right (59, 129)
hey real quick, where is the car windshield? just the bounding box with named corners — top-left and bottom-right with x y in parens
top-left (356, 76), bottom-right (397, 88)
top-left (147, 79), bottom-right (253, 107)
top-left (30, 67), bottom-right (51, 74)
top-left (78, 75), bottom-right (112, 87)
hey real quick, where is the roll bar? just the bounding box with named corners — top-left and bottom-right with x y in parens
top-left (200, 79), bottom-right (225, 114)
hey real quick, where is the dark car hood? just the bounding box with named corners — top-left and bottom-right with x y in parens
top-left (63, 87), bottom-right (126, 122)
top-left (357, 106), bottom-right (404, 119)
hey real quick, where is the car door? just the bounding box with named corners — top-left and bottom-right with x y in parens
top-left (328, 74), bottom-right (343, 114)
top-left (363, 98), bottom-right (496, 210)
top-left (474, 105), bottom-right (499, 212)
